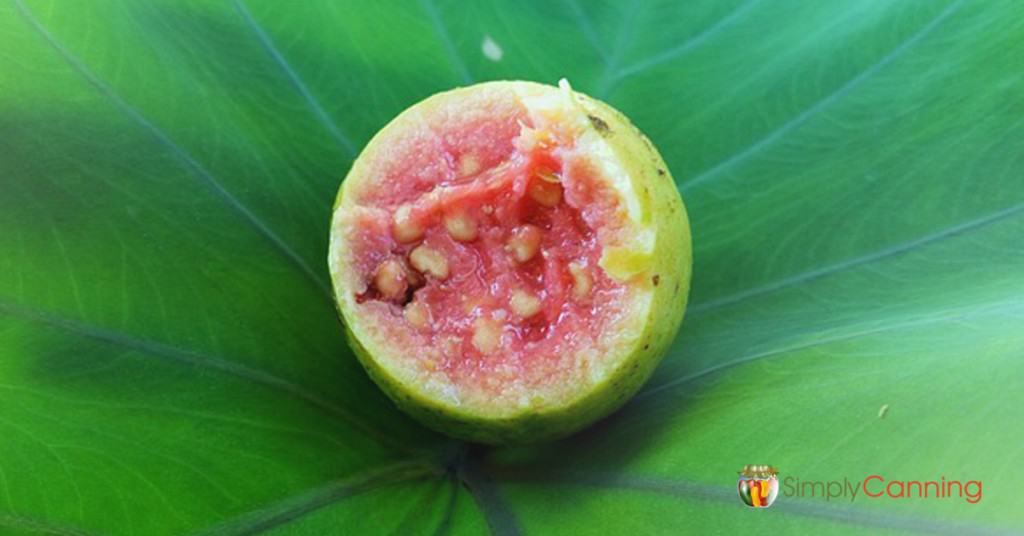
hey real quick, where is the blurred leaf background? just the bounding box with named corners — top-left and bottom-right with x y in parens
top-left (1, 0), bottom-right (1023, 534)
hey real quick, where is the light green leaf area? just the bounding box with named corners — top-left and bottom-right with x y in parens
top-left (1, 0), bottom-right (1022, 534)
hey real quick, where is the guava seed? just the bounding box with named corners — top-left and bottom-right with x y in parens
top-left (528, 172), bottom-right (563, 207)
top-left (404, 301), bottom-right (430, 328)
top-left (507, 224), bottom-right (542, 263)
top-left (568, 261), bottom-right (592, 299)
top-left (392, 204), bottom-right (424, 243)
top-left (409, 245), bottom-right (449, 279)
top-left (510, 290), bottom-right (542, 318)
top-left (374, 259), bottom-right (407, 300)
top-left (472, 317), bottom-right (501, 354)
top-left (458, 153), bottom-right (481, 177)
top-left (443, 209), bottom-right (478, 242)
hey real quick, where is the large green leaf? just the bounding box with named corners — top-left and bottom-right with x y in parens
top-left (1, 0), bottom-right (1021, 534)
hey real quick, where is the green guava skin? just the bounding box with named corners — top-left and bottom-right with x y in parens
top-left (330, 81), bottom-right (692, 444)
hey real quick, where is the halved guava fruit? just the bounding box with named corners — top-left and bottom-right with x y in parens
top-left (329, 80), bottom-right (691, 444)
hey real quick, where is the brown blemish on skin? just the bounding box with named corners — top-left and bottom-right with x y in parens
top-left (588, 115), bottom-right (610, 135)
top-left (652, 274), bottom-right (660, 286)
top-left (657, 168), bottom-right (666, 176)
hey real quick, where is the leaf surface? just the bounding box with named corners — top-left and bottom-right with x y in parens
top-left (1, 0), bottom-right (1022, 534)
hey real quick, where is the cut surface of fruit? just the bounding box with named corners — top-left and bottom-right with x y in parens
top-left (330, 80), bottom-right (691, 443)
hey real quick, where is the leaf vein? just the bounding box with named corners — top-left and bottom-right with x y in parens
top-left (681, 0), bottom-right (965, 191)
top-left (419, 0), bottom-right (473, 84)
top-left (562, 0), bottom-right (608, 61)
top-left (689, 199), bottom-right (1024, 314)
top-left (232, 0), bottom-right (357, 157)
top-left (459, 460), bottom-right (522, 536)
top-left (189, 461), bottom-right (438, 536)
top-left (643, 298), bottom-right (1024, 399)
top-left (0, 300), bottom-right (407, 454)
top-left (431, 473), bottom-right (460, 536)
top-left (0, 513), bottom-right (103, 536)
top-left (594, 1), bottom-right (642, 98)
top-left (13, 0), bottom-right (331, 299)
top-left (613, 0), bottom-right (763, 84)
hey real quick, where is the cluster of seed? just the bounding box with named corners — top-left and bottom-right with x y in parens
top-left (370, 167), bottom-right (595, 355)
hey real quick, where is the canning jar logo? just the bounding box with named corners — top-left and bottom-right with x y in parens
top-left (738, 465), bottom-right (779, 508)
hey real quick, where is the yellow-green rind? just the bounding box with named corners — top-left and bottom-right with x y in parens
top-left (330, 81), bottom-right (691, 444)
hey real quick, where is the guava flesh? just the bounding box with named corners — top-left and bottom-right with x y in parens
top-left (343, 98), bottom-right (635, 404)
